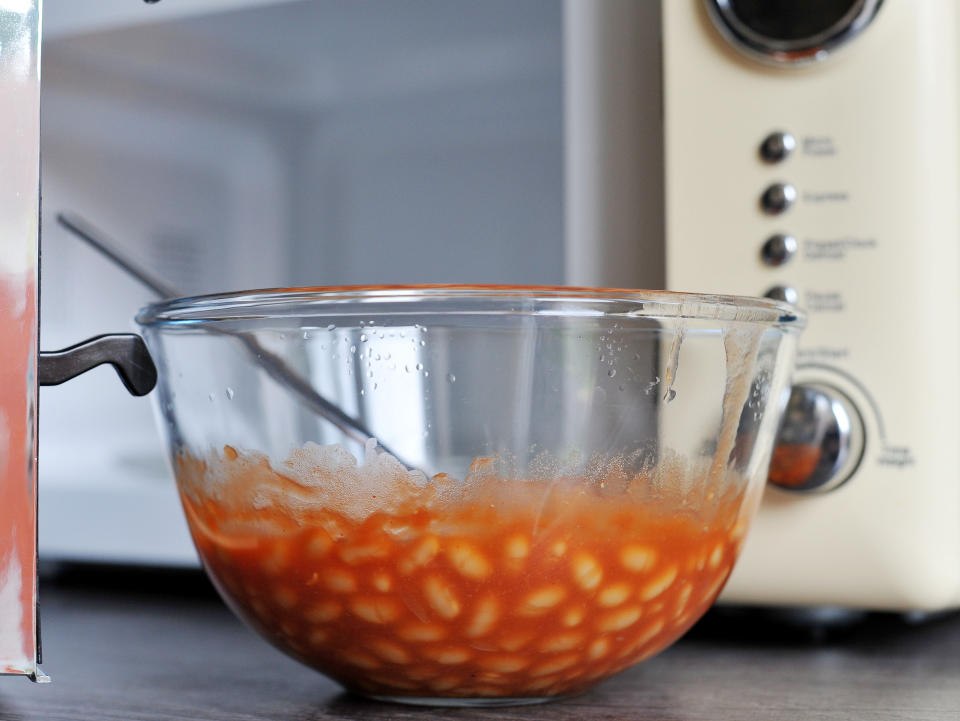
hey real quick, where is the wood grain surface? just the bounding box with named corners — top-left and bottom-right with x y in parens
top-left (0, 566), bottom-right (957, 721)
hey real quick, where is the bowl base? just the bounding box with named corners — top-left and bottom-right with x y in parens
top-left (368, 694), bottom-right (558, 708)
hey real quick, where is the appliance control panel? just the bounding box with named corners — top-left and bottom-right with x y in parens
top-left (663, 0), bottom-right (960, 609)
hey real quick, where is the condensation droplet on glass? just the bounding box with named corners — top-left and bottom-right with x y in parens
top-left (360, 388), bottom-right (365, 396)
top-left (664, 388), bottom-right (677, 402)
top-left (327, 324), bottom-right (336, 331)
top-left (607, 368), bottom-right (617, 378)
top-left (367, 370), bottom-right (374, 378)
top-left (447, 373), bottom-right (456, 383)
top-left (360, 334), bottom-right (367, 343)
top-left (404, 365), bottom-right (411, 373)
top-left (415, 363), bottom-right (424, 371)
top-left (599, 353), bottom-right (605, 363)
top-left (384, 352), bottom-right (391, 360)
top-left (375, 353), bottom-right (381, 361)
top-left (373, 382), bottom-right (378, 390)
top-left (225, 387), bottom-right (235, 400)
top-left (419, 339), bottom-right (426, 347)
top-left (208, 392), bottom-right (215, 402)
top-left (359, 353), bottom-right (365, 361)
top-left (350, 345), bottom-right (357, 354)
top-left (422, 430), bottom-right (429, 438)
top-left (423, 370), bottom-right (429, 377)
top-left (618, 384), bottom-right (625, 392)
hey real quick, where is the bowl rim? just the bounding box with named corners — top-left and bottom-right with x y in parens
top-left (135, 284), bottom-right (806, 329)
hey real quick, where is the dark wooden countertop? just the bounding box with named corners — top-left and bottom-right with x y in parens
top-left (1, 566), bottom-right (958, 721)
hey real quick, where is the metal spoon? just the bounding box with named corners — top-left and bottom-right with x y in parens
top-left (56, 211), bottom-right (413, 468)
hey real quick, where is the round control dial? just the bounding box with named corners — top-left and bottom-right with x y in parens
top-left (705, 0), bottom-right (884, 65)
top-left (768, 383), bottom-right (865, 492)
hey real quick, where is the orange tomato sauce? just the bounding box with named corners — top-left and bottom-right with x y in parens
top-left (177, 445), bottom-right (749, 700)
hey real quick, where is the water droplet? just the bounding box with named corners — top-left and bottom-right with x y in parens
top-left (225, 387), bottom-right (235, 400)
top-left (607, 368), bottom-right (617, 378)
top-left (367, 370), bottom-right (374, 378)
top-left (618, 384), bottom-right (625, 392)
top-left (373, 382), bottom-right (378, 390)
top-left (350, 345), bottom-right (357, 354)
top-left (302, 331), bottom-right (310, 340)
top-left (422, 430), bottom-right (429, 438)
top-left (384, 352), bottom-right (391, 361)
top-left (404, 365), bottom-right (411, 373)
top-left (415, 363), bottom-right (424, 371)
top-left (420, 339), bottom-right (426, 347)
top-left (360, 388), bottom-right (365, 396)
top-left (375, 354), bottom-right (381, 361)
top-left (359, 320), bottom-right (366, 327)
top-left (664, 388), bottom-right (677, 403)
top-left (423, 370), bottom-right (430, 378)
top-left (360, 334), bottom-right (367, 342)
top-left (208, 392), bottom-right (215, 402)
top-left (327, 324), bottom-right (336, 331)
top-left (447, 373), bottom-right (456, 383)
top-left (359, 353), bottom-right (365, 361)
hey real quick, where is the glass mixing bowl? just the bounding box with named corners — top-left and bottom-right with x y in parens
top-left (136, 285), bottom-right (804, 706)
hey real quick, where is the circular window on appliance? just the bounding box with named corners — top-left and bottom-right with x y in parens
top-left (704, 0), bottom-right (884, 65)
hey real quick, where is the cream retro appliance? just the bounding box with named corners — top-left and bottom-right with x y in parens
top-left (569, 0), bottom-right (960, 611)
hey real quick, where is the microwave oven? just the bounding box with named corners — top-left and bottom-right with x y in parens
top-left (34, 0), bottom-right (960, 613)
top-left (567, 0), bottom-right (960, 611)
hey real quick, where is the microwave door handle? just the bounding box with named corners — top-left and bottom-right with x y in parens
top-left (38, 333), bottom-right (157, 397)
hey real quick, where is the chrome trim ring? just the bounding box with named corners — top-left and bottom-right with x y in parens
top-left (704, 0), bottom-right (884, 66)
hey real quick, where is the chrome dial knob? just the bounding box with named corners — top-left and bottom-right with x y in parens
top-left (768, 383), bottom-right (864, 492)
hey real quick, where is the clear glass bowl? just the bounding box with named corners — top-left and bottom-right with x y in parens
top-left (136, 285), bottom-right (804, 706)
